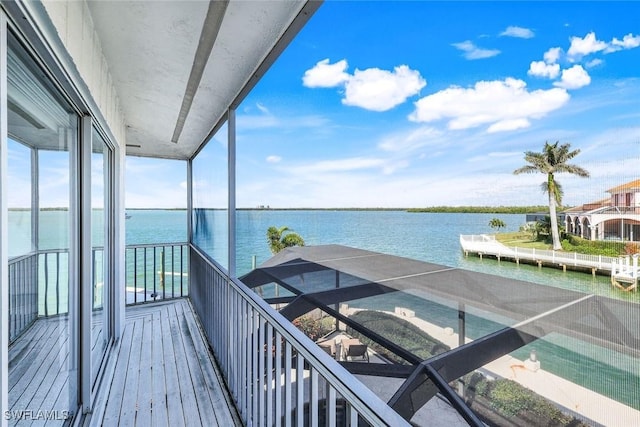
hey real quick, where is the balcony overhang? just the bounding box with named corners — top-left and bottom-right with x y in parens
top-left (87, 0), bottom-right (320, 160)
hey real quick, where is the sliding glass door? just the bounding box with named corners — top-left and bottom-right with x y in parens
top-left (6, 33), bottom-right (79, 423)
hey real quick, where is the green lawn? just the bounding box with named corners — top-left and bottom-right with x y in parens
top-left (494, 232), bottom-right (553, 250)
top-left (495, 232), bottom-right (633, 256)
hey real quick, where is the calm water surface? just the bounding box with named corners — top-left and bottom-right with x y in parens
top-left (9, 209), bottom-right (640, 409)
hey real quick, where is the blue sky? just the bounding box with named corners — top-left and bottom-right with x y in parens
top-left (226, 1), bottom-right (640, 208)
top-left (14, 2), bottom-right (638, 209)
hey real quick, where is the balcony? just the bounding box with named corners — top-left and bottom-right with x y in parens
top-left (7, 243), bottom-right (410, 426)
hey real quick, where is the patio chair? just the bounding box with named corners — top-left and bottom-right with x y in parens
top-left (316, 339), bottom-right (336, 358)
top-left (343, 342), bottom-right (369, 362)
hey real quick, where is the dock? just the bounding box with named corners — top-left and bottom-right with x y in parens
top-left (459, 235), bottom-right (640, 291)
top-left (610, 254), bottom-right (640, 291)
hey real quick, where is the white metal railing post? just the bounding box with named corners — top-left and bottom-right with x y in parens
top-left (228, 108), bottom-right (236, 279)
top-left (187, 158), bottom-right (193, 245)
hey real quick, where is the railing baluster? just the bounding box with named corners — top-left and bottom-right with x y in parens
top-left (296, 352), bottom-right (304, 427)
top-left (44, 253), bottom-right (49, 317)
top-left (153, 246), bottom-right (156, 302)
top-left (266, 323), bottom-right (273, 426)
top-left (133, 248), bottom-right (136, 304)
top-left (275, 330), bottom-right (282, 425)
top-left (327, 386), bottom-right (336, 427)
top-left (259, 315), bottom-right (266, 427)
top-left (19, 256), bottom-right (23, 336)
top-left (143, 247), bottom-right (147, 301)
top-left (241, 299), bottom-right (248, 420)
top-left (252, 308), bottom-right (259, 425)
top-left (9, 262), bottom-right (14, 340)
top-left (284, 341), bottom-right (292, 427)
top-left (171, 245), bottom-right (175, 298)
top-left (55, 252), bottom-right (60, 315)
top-left (310, 367), bottom-right (318, 427)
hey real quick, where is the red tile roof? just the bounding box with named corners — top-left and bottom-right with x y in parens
top-left (607, 179), bottom-right (640, 193)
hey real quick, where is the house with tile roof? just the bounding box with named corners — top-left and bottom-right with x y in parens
top-left (564, 179), bottom-right (640, 241)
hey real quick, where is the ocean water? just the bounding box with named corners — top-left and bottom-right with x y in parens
top-left (8, 208), bottom-right (640, 410)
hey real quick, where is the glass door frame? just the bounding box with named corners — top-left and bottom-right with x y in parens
top-left (1, 10), bottom-right (10, 426)
top-left (80, 117), bottom-right (116, 409)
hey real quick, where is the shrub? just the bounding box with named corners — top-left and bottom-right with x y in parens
top-left (345, 310), bottom-right (449, 364)
top-left (490, 379), bottom-right (535, 416)
top-left (292, 315), bottom-right (334, 341)
top-left (561, 235), bottom-right (623, 257)
top-left (464, 373), bottom-right (588, 426)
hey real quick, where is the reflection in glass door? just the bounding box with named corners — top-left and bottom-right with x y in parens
top-left (6, 33), bottom-right (79, 423)
top-left (91, 128), bottom-right (111, 389)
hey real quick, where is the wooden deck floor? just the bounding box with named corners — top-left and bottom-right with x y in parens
top-left (7, 299), bottom-right (238, 426)
top-left (95, 299), bottom-right (238, 426)
top-left (8, 315), bottom-right (76, 426)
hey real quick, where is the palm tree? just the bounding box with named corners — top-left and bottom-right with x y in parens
top-left (514, 141), bottom-right (589, 250)
top-left (489, 218), bottom-right (506, 232)
top-left (267, 226), bottom-right (305, 254)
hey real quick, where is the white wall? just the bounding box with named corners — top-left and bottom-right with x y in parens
top-left (40, 0), bottom-right (126, 145)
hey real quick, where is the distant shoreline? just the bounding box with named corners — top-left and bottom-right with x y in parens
top-left (10, 206), bottom-right (552, 214)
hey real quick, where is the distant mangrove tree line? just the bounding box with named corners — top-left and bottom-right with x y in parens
top-left (407, 206), bottom-right (551, 214)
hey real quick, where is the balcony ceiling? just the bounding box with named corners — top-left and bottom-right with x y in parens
top-left (87, 0), bottom-right (316, 160)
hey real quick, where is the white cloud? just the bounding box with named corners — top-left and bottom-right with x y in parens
top-left (292, 157), bottom-right (387, 174)
top-left (452, 40), bottom-right (501, 60)
top-left (302, 59), bottom-right (350, 88)
top-left (554, 65), bottom-right (591, 90)
top-left (528, 61), bottom-right (560, 79)
top-left (342, 65), bottom-right (426, 112)
top-left (487, 118), bottom-right (531, 133)
top-left (303, 60), bottom-right (426, 112)
top-left (500, 26), bottom-right (534, 39)
top-left (606, 33), bottom-right (640, 53)
top-left (543, 47), bottom-right (562, 64)
top-left (585, 58), bottom-right (603, 68)
top-left (266, 155), bottom-right (282, 163)
top-left (256, 103), bottom-right (269, 114)
top-left (468, 151), bottom-right (521, 162)
top-left (409, 78), bottom-right (570, 133)
top-left (378, 126), bottom-right (444, 152)
top-left (567, 32), bottom-right (608, 60)
top-left (238, 112), bottom-right (329, 130)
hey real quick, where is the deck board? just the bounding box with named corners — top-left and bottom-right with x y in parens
top-left (150, 308), bottom-right (169, 427)
top-left (160, 303), bottom-right (186, 427)
top-left (166, 302), bottom-right (202, 426)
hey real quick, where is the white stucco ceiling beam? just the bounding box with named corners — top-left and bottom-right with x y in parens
top-left (171, 0), bottom-right (228, 145)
